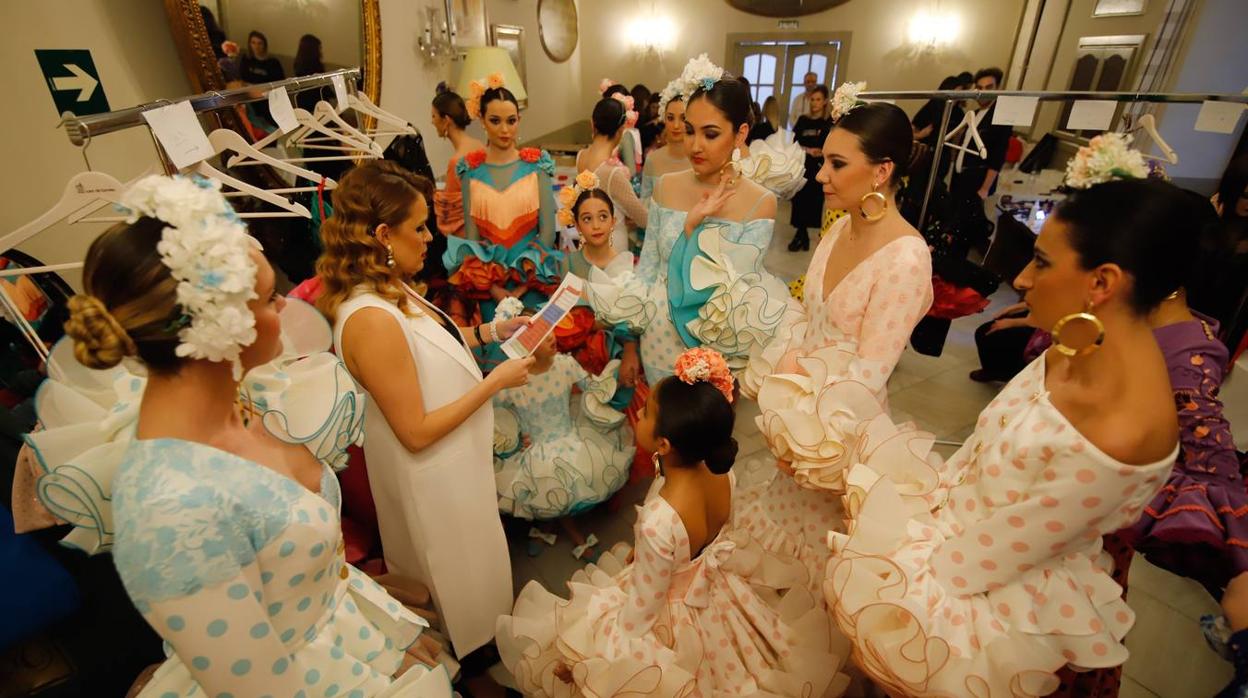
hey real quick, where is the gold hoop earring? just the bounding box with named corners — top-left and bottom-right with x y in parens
top-left (859, 182), bottom-right (887, 222)
top-left (651, 450), bottom-right (663, 477)
top-left (1051, 308), bottom-right (1105, 357)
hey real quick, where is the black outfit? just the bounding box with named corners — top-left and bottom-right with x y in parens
top-left (240, 55), bottom-right (285, 124)
top-left (948, 104), bottom-right (1012, 251)
top-left (972, 314), bottom-right (1038, 382)
top-left (790, 115), bottom-right (833, 239)
top-left (911, 98), bottom-right (964, 182)
top-left (748, 120), bottom-right (777, 144)
top-left (1218, 628), bottom-right (1248, 698)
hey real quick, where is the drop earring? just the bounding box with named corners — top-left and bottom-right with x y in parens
top-left (859, 181), bottom-right (887, 222)
top-left (651, 451), bottom-right (663, 477)
top-left (386, 244), bottom-right (395, 268)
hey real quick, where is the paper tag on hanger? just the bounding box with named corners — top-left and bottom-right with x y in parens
top-left (992, 96), bottom-right (1039, 127)
top-left (332, 74), bottom-right (349, 113)
top-left (141, 100), bottom-right (214, 169)
top-left (268, 86), bottom-right (299, 133)
top-left (1066, 100), bottom-right (1117, 131)
top-left (1194, 100), bottom-right (1246, 134)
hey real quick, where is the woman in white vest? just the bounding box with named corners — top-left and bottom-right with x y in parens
top-left (317, 161), bottom-right (533, 664)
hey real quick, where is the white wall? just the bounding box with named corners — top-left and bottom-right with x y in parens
top-left (218, 0), bottom-right (362, 74)
top-left (1152, 0), bottom-right (1248, 182)
top-left (0, 0), bottom-right (191, 288)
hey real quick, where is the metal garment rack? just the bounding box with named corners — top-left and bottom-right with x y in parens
top-left (59, 67), bottom-right (361, 151)
top-left (858, 89), bottom-right (1248, 230)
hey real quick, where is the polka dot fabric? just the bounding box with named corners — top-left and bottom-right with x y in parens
top-left (825, 358), bottom-right (1178, 697)
top-left (496, 475), bottom-right (850, 697)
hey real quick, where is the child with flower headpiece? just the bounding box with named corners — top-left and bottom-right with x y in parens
top-left (575, 95), bottom-right (652, 253)
top-left (442, 72), bottom-right (562, 372)
top-left (496, 347), bottom-right (849, 697)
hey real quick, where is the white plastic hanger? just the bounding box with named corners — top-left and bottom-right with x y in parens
top-left (231, 107), bottom-right (379, 167)
top-left (1130, 113), bottom-right (1179, 165)
top-left (349, 93), bottom-right (418, 136)
top-left (288, 101), bottom-right (383, 153)
top-left (943, 108), bottom-right (989, 173)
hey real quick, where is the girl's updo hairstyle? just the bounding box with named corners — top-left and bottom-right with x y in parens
top-left (480, 86), bottom-right (520, 115)
top-left (833, 102), bottom-right (914, 189)
top-left (1054, 178), bottom-right (1209, 315)
top-left (686, 76), bottom-right (753, 131)
top-left (572, 188), bottom-right (615, 220)
top-left (432, 88), bottom-right (472, 129)
top-left (64, 217), bottom-right (185, 372)
top-left (653, 376), bottom-right (738, 475)
top-left (591, 97), bottom-right (627, 137)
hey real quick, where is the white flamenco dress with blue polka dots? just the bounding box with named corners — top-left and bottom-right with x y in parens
top-left (24, 318), bottom-right (452, 697)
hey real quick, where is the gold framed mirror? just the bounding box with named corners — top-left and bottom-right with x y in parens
top-left (162, 0), bottom-right (382, 129)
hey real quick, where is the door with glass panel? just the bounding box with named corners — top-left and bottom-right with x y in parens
top-left (730, 40), bottom-right (844, 126)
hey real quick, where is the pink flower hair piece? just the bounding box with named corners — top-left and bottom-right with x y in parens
top-left (673, 347), bottom-right (735, 404)
top-left (599, 78), bottom-right (617, 95)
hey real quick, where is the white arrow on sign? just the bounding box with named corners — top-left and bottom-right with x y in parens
top-left (52, 64), bottom-right (99, 103)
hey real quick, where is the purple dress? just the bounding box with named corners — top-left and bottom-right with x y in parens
top-left (1122, 312), bottom-right (1248, 595)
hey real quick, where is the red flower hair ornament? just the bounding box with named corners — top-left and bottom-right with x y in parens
top-left (673, 347), bottom-right (735, 404)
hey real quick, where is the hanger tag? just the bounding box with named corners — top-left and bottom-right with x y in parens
top-left (1195, 100), bottom-right (1246, 134)
top-left (992, 96), bottom-right (1038, 127)
top-left (141, 100), bottom-right (213, 169)
top-left (268, 86), bottom-right (299, 134)
top-left (332, 74), bottom-right (349, 113)
top-left (1066, 100), bottom-right (1117, 131)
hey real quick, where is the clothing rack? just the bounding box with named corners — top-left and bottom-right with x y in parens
top-left (60, 67), bottom-right (361, 147)
top-left (856, 89), bottom-right (1248, 230)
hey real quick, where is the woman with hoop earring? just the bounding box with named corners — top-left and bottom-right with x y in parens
top-left (735, 100), bottom-right (933, 605)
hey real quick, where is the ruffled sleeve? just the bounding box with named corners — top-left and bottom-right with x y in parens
top-left (574, 358), bottom-right (628, 430)
top-left (845, 238), bottom-right (933, 394)
top-left (434, 159), bottom-right (466, 237)
top-left (617, 498), bottom-right (680, 637)
top-left (604, 165), bottom-right (649, 230)
top-left (584, 253), bottom-right (659, 335)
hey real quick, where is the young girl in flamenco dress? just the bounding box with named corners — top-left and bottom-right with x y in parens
top-left (496, 348), bottom-right (850, 697)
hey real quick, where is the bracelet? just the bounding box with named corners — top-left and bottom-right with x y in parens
top-left (489, 317), bottom-right (501, 344)
top-left (473, 324), bottom-right (484, 345)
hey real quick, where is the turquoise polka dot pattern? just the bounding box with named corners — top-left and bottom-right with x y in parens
top-left (305, 668), bottom-right (320, 685)
top-left (358, 626), bottom-right (371, 641)
top-left (261, 571), bottom-right (274, 584)
top-left (351, 662), bottom-right (364, 676)
top-left (272, 656), bottom-right (289, 674)
top-left (267, 601), bottom-right (282, 616)
top-left (348, 689), bottom-right (364, 698)
top-left (167, 615), bottom-right (185, 631)
top-left (319, 507), bottom-right (329, 522)
top-left (280, 628), bottom-right (296, 643)
top-left (192, 656), bottom-right (210, 670)
top-left (206, 620), bottom-right (227, 637)
top-left (309, 543), bottom-right (324, 557)
top-left (326, 684), bottom-right (339, 696)
top-left (163, 691), bottom-right (179, 698)
top-left (279, 541), bottom-right (296, 557)
top-left (297, 597), bottom-right (312, 612)
top-left (227, 583), bottom-right (248, 600)
top-left (297, 510), bottom-right (310, 523)
top-left (230, 659), bottom-right (251, 676)
top-left (289, 573), bottom-right (306, 587)
top-left (250, 622), bottom-right (269, 639)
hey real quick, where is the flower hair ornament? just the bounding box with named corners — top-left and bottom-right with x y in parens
top-left (673, 347), bottom-right (735, 404)
top-left (657, 78), bottom-right (684, 114)
top-left (611, 92), bottom-right (639, 129)
top-left (119, 174), bottom-right (260, 380)
top-left (830, 80), bottom-right (867, 121)
top-left (465, 72), bottom-right (507, 120)
top-left (1063, 132), bottom-right (1151, 189)
top-left (678, 54), bottom-right (725, 96)
top-left (556, 170), bottom-right (602, 228)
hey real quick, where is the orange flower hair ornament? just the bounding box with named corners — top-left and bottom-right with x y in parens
top-left (556, 170), bottom-right (602, 228)
top-left (465, 72), bottom-right (506, 120)
top-left (673, 347), bottom-right (735, 404)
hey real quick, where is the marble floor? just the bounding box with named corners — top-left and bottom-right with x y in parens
top-left (499, 202), bottom-right (1232, 698)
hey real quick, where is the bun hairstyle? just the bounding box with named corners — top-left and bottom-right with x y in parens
top-left (602, 84), bottom-right (629, 101)
top-left (574, 188), bottom-right (615, 219)
top-left (64, 217), bottom-right (184, 372)
top-left (480, 86), bottom-right (520, 115)
top-left (653, 376), bottom-right (738, 475)
top-left (1055, 178), bottom-right (1208, 315)
top-left (591, 97), bottom-right (627, 137)
top-left (833, 102), bottom-right (914, 189)
top-left (432, 90), bottom-right (472, 129)
top-left (687, 76), bottom-right (753, 131)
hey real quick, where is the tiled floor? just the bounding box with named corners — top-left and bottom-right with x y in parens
top-left (502, 203), bottom-right (1232, 697)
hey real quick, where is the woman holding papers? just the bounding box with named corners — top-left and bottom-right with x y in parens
top-left (317, 161), bottom-right (530, 665)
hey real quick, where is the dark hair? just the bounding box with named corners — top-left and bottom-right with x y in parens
top-left (573, 188), bottom-right (615, 220)
top-left (809, 84), bottom-right (829, 99)
top-left (955, 71), bottom-right (974, 87)
top-left (653, 377), bottom-right (738, 475)
top-left (293, 34), bottom-right (324, 76)
top-left (630, 84), bottom-right (652, 107)
top-left (480, 86), bottom-right (519, 115)
top-left (65, 217), bottom-right (185, 372)
top-left (603, 84), bottom-right (629, 100)
top-left (833, 102), bottom-right (914, 188)
top-left (1216, 152), bottom-right (1248, 222)
top-left (247, 31), bottom-right (268, 56)
top-left (591, 97), bottom-right (627, 136)
top-left (974, 67), bottom-right (1004, 86)
top-left (1054, 178), bottom-right (1209, 314)
top-left (200, 7), bottom-right (226, 58)
top-left (687, 76), bottom-right (753, 130)
top-left (937, 75), bottom-right (961, 91)
top-left (432, 90), bottom-right (472, 128)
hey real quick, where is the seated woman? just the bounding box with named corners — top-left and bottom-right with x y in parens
top-left (827, 176), bottom-right (1198, 696)
top-left (29, 175), bottom-right (451, 697)
top-left (496, 348), bottom-right (848, 697)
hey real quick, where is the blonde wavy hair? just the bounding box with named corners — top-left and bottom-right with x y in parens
top-left (316, 160), bottom-right (430, 321)
top-left (63, 217), bottom-right (184, 372)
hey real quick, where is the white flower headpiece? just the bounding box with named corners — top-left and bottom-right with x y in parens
top-left (1063, 132), bottom-right (1150, 189)
top-left (495, 296), bottom-right (525, 322)
top-left (678, 54), bottom-right (726, 97)
top-left (120, 175), bottom-right (259, 379)
top-left (830, 81), bottom-right (867, 121)
top-left (657, 78), bottom-right (684, 114)
top-left (556, 170), bottom-right (603, 228)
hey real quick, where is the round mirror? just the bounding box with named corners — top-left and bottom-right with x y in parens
top-left (537, 0), bottom-right (578, 63)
